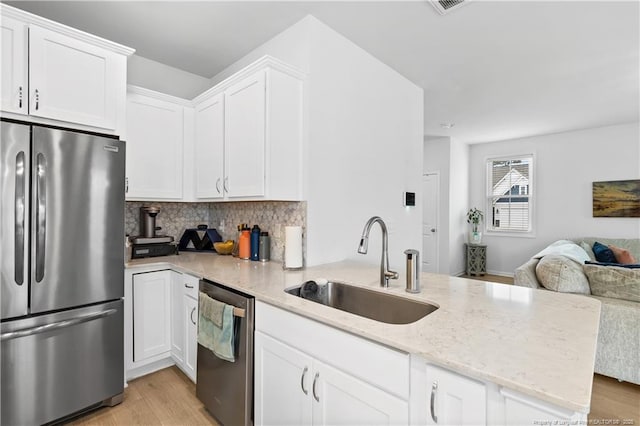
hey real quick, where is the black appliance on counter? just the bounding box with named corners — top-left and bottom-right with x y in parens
top-left (130, 206), bottom-right (177, 258)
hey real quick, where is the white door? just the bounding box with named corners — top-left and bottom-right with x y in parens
top-left (194, 93), bottom-right (225, 199)
top-left (133, 271), bottom-right (172, 362)
top-left (425, 364), bottom-right (486, 425)
top-left (254, 331), bottom-right (312, 426)
top-left (125, 92), bottom-right (184, 200)
top-left (170, 272), bottom-right (184, 364)
top-left (422, 173), bottom-right (439, 273)
top-left (183, 294), bottom-right (198, 382)
top-left (224, 71), bottom-right (266, 198)
top-left (313, 360), bottom-right (409, 426)
top-left (0, 16), bottom-right (27, 114)
top-left (29, 25), bottom-right (118, 129)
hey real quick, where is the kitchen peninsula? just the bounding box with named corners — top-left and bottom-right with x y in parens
top-left (126, 252), bottom-right (600, 425)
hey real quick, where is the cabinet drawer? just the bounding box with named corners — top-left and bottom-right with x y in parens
top-left (256, 301), bottom-right (409, 399)
top-left (182, 274), bottom-right (200, 300)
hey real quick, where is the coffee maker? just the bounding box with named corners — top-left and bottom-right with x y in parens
top-left (130, 206), bottom-right (177, 258)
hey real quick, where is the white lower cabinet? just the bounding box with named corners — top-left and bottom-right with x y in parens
top-left (183, 293), bottom-right (198, 381)
top-left (132, 270), bottom-right (172, 362)
top-left (125, 267), bottom-right (199, 382)
top-left (255, 301), bottom-right (409, 426)
top-left (425, 364), bottom-right (486, 425)
top-left (255, 331), bottom-right (312, 425)
top-left (171, 272), bottom-right (199, 382)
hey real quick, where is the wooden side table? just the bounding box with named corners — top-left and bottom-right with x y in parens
top-left (465, 243), bottom-right (487, 276)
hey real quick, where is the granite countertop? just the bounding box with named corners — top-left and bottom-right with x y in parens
top-left (126, 252), bottom-right (601, 413)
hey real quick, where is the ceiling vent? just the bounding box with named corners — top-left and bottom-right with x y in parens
top-left (429, 0), bottom-right (470, 15)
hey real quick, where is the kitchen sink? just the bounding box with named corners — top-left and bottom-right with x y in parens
top-left (284, 280), bottom-right (438, 324)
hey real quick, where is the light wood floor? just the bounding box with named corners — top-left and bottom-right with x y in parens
top-left (67, 366), bottom-right (218, 425)
top-left (66, 367), bottom-right (638, 425)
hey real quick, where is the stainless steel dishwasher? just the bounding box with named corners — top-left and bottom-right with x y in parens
top-left (196, 279), bottom-right (255, 426)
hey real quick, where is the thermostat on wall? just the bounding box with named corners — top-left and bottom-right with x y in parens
top-left (403, 192), bottom-right (416, 207)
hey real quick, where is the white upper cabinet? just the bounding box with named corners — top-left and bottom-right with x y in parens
top-left (0, 5), bottom-right (133, 133)
top-left (224, 71), bottom-right (267, 198)
top-left (194, 93), bottom-right (225, 199)
top-left (28, 25), bottom-right (120, 129)
top-left (193, 56), bottom-right (305, 202)
top-left (125, 88), bottom-right (186, 200)
top-left (1, 15), bottom-right (28, 114)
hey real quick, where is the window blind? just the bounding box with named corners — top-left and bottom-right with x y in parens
top-left (487, 156), bottom-right (532, 232)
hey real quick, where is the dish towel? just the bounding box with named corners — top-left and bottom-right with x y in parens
top-left (198, 291), bottom-right (235, 362)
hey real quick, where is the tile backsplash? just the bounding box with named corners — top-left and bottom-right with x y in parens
top-left (209, 201), bottom-right (307, 263)
top-left (125, 202), bottom-right (210, 241)
top-left (125, 201), bottom-right (306, 263)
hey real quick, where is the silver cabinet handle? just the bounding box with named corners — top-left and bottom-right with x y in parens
top-left (34, 89), bottom-right (39, 110)
top-left (18, 86), bottom-right (23, 109)
top-left (14, 151), bottom-right (26, 285)
top-left (312, 372), bottom-right (320, 402)
top-left (190, 307), bottom-right (196, 325)
top-left (35, 153), bottom-right (47, 282)
top-left (223, 177), bottom-right (229, 193)
top-left (185, 284), bottom-right (194, 289)
top-left (300, 366), bottom-right (309, 395)
top-left (215, 178), bottom-right (221, 194)
top-left (1, 308), bottom-right (117, 342)
top-left (125, 177), bottom-right (129, 193)
top-left (430, 381), bottom-right (438, 423)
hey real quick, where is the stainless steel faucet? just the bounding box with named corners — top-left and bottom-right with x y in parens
top-left (357, 216), bottom-right (399, 287)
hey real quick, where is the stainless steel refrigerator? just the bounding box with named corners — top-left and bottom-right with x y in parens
top-left (1, 121), bottom-right (125, 425)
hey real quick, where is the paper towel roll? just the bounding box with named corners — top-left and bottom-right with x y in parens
top-left (284, 226), bottom-right (303, 269)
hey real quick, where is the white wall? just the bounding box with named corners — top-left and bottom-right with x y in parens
top-left (424, 137), bottom-right (451, 273)
top-left (423, 136), bottom-right (469, 275)
top-left (128, 55), bottom-right (212, 99)
top-left (448, 139), bottom-right (469, 275)
top-left (208, 16), bottom-right (424, 271)
top-left (305, 17), bottom-right (423, 269)
top-left (469, 122), bottom-right (640, 275)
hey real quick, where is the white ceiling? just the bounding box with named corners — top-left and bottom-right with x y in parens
top-left (8, 1), bottom-right (639, 144)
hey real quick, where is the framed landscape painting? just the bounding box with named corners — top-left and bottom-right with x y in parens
top-left (592, 180), bottom-right (640, 217)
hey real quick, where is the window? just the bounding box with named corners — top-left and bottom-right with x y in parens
top-left (486, 155), bottom-right (533, 233)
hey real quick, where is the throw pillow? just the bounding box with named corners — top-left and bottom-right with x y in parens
top-left (535, 255), bottom-right (591, 295)
top-left (579, 242), bottom-right (596, 262)
top-left (583, 264), bottom-right (640, 303)
top-left (592, 242), bottom-right (617, 263)
top-left (608, 244), bottom-right (637, 264)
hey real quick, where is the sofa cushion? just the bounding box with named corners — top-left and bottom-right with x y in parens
top-left (593, 242), bottom-right (617, 263)
top-left (584, 264), bottom-right (640, 302)
top-left (535, 255), bottom-right (591, 295)
top-left (579, 242), bottom-right (596, 261)
top-left (609, 244), bottom-right (637, 264)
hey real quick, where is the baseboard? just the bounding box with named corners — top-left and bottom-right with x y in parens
top-left (486, 270), bottom-right (514, 277)
top-left (126, 357), bottom-right (175, 381)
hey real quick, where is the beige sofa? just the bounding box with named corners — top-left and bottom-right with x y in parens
top-left (514, 238), bottom-right (640, 385)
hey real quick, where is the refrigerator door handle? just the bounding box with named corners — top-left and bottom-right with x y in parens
top-left (0, 308), bottom-right (118, 342)
top-left (14, 151), bottom-right (26, 285)
top-left (35, 153), bottom-right (47, 282)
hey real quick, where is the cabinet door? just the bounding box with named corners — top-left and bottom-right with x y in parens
top-left (183, 294), bottom-right (198, 382)
top-left (224, 71), bottom-right (266, 198)
top-left (255, 331), bottom-right (312, 426)
top-left (425, 364), bottom-right (486, 425)
top-left (313, 361), bottom-right (408, 426)
top-left (1, 16), bottom-right (27, 114)
top-left (125, 92), bottom-right (184, 200)
top-left (194, 93), bottom-right (225, 199)
top-left (133, 271), bottom-right (172, 362)
top-left (170, 272), bottom-right (184, 364)
top-left (28, 25), bottom-right (118, 129)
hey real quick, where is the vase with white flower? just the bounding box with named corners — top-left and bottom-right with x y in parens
top-left (466, 208), bottom-right (484, 244)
